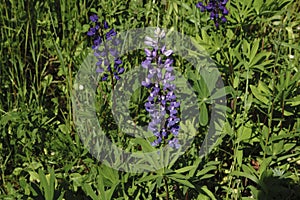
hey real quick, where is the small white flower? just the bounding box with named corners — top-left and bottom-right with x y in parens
top-left (79, 85), bottom-right (84, 90)
top-left (289, 54), bottom-right (295, 59)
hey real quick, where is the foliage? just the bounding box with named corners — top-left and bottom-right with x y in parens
top-left (0, 0), bottom-right (299, 199)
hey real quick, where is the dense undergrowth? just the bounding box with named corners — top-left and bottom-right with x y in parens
top-left (0, 0), bottom-right (300, 199)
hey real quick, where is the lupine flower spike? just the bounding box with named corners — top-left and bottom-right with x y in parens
top-left (196, 0), bottom-right (229, 28)
top-left (87, 14), bottom-right (124, 82)
top-left (142, 28), bottom-right (181, 149)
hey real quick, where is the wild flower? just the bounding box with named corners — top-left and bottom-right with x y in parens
top-left (196, 0), bottom-right (229, 28)
top-left (87, 14), bottom-right (124, 82)
top-left (142, 28), bottom-right (181, 149)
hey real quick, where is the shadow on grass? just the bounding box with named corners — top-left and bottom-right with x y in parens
top-left (257, 170), bottom-right (300, 200)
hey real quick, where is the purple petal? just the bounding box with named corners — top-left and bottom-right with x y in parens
top-left (102, 74), bottom-right (109, 81)
top-left (87, 27), bottom-right (96, 36)
top-left (223, 8), bottom-right (229, 15)
top-left (145, 48), bottom-right (152, 57)
top-left (96, 59), bottom-right (103, 66)
top-left (142, 60), bottom-right (151, 68)
top-left (118, 67), bottom-right (124, 74)
top-left (90, 14), bottom-right (98, 22)
top-left (163, 50), bottom-right (173, 57)
top-left (96, 67), bottom-right (104, 73)
top-left (221, 16), bottom-right (227, 23)
top-left (104, 21), bottom-right (109, 29)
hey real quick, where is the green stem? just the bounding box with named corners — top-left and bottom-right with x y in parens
top-left (164, 176), bottom-right (169, 200)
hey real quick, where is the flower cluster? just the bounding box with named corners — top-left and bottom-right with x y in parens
top-left (196, 0), bottom-right (229, 28)
top-left (142, 29), bottom-right (181, 149)
top-left (87, 14), bottom-right (124, 82)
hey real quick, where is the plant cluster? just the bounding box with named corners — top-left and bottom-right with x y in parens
top-left (0, 0), bottom-right (299, 199)
top-left (196, 0), bottom-right (229, 27)
top-left (87, 14), bottom-right (124, 82)
top-left (141, 29), bottom-right (181, 148)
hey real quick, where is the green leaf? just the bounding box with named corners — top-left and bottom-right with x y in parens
top-left (169, 177), bottom-right (195, 188)
top-left (38, 168), bottom-right (55, 200)
top-left (83, 184), bottom-right (101, 200)
top-left (201, 69), bottom-right (219, 93)
top-left (200, 185), bottom-right (216, 200)
top-left (82, 24), bottom-right (90, 32)
top-left (236, 149), bottom-right (243, 167)
top-left (253, 0), bottom-right (263, 14)
top-left (249, 52), bottom-right (271, 69)
top-left (258, 156), bottom-right (273, 174)
top-left (231, 171), bottom-right (259, 184)
top-left (196, 166), bottom-right (217, 177)
top-left (237, 125), bottom-right (252, 143)
top-left (250, 85), bottom-right (269, 104)
top-left (257, 81), bottom-right (271, 96)
top-left (286, 95), bottom-right (300, 106)
top-left (175, 166), bottom-right (196, 174)
top-left (199, 103), bottom-right (208, 126)
top-left (137, 174), bottom-right (160, 183)
top-left (199, 174), bottom-right (215, 180)
top-left (48, 168), bottom-right (55, 200)
top-left (233, 76), bottom-right (239, 89)
top-left (131, 138), bottom-right (155, 152)
top-left (249, 39), bottom-right (260, 62)
top-left (168, 173), bottom-right (189, 180)
top-left (210, 88), bottom-right (226, 100)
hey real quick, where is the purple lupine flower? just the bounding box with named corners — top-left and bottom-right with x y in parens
top-left (106, 28), bottom-right (117, 40)
top-left (87, 14), bottom-right (124, 83)
top-left (168, 138), bottom-right (180, 149)
top-left (90, 14), bottom-right (99, 22)
top-left (87, 27), bottom-right (97, 36)
top-left (142, 28), bottom-right (181, 149)
top-left (96, 67), bottom-right (104, 73)
top-left (102, 74), bottom-right (109, 81)
top-left (196, 2), bottom-right (206, 12)
top-left (196, 0), bottom-right (229, 28)
top-left (93, 36), bottom-right (102, 48)
top-left (103, 21), bottom-right (109, 29)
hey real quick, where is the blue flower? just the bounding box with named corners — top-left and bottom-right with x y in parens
top-left (87, 27), bottom-right (97, 36)
top-left (89, 14), bottom-right (98, 22)
top-left (196, 0), bottom-right (229, 28)
top-left (103, 21), bottom-right (109, 29)
top-left (87, 14), bottom-right (124, 83)
top-left (106, 29), bottom-right (117, 40)
top-left (196, 2), bottom-right (206, 12)
top-left (168, 138), bottom-right (180, 149)
top-left (141, 28), bottom-right (181, 149)
top-left (93, 36), bottom-right (102, 48)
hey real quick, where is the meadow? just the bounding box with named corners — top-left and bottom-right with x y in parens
top-left (0, 0), bottom-right (300, 199)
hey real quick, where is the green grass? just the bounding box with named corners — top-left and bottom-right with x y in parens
top-left (0, 0), bottom-right (300, 199)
